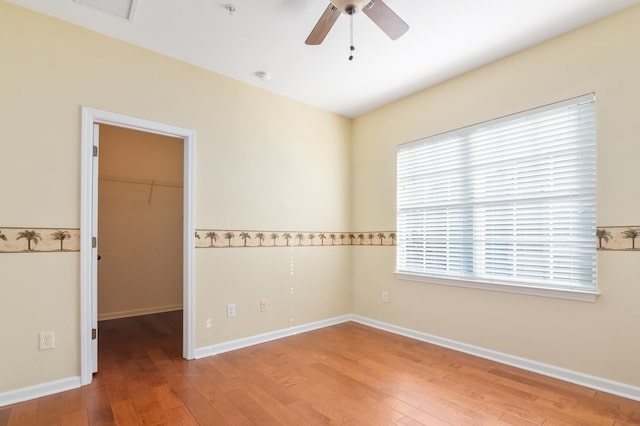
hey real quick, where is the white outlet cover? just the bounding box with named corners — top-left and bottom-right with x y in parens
top-left (39, 331), bottom-right (55, 350)
top-left (227, 303), bottom-right (236, 318)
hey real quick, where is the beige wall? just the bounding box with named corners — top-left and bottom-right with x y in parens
top-left (351, 5), bottom-right (640, 387)
top-left (98, 125), bottom-right (184, 319)
top-left (0, 255), bottom-right (79, 392)
top-left (197, 246), bottom-right (352, 345)
top-left (0, 2), bottom-right (351, 393)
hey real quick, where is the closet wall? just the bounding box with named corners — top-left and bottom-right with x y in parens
top-left (97, 125), bottom-right (184, 320)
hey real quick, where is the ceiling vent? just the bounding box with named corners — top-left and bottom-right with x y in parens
top-left (75, 0), bottom-right (139, 21)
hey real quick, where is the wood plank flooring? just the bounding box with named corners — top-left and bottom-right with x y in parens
top-left (1, 311), bottom-right (639, 425)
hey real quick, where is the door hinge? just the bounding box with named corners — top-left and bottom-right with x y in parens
top-left (93, 145), bottom-right (98, 157)
top-left (92, 328), bottom-right (97, 340)
top-left (92, 237), bottom-right (97, 248)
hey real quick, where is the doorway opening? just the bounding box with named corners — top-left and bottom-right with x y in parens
top-left (80, 107), bottom-right (195, 385)
top-left (97, 125), bottom-right (184, 362)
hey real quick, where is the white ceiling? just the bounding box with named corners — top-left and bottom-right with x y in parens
top-left (7, 0), bottom-right (640, 117)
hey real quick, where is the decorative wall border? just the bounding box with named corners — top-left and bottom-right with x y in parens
top-left (195, 230), bottom-right (396, 248)
top-left (2, 226), bottom-right (639, 253)
top-left (0, 227), bottom-right (80, 253)
top-left (596, 226), bottom-right (640, 251)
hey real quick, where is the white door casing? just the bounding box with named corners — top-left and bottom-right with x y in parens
top-left (91, 123), bottom-right (99, 373)
top-left (80, 107), bottom-right (196, 385)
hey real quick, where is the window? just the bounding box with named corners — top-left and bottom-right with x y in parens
top-left (396, 94), bottom-right (597, 301)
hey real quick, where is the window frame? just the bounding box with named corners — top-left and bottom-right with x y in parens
top-left (395, 94), bottom-right (599, 302)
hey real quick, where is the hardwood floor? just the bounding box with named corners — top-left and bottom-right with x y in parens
top-left (1, 311), bottom-right (639, 425)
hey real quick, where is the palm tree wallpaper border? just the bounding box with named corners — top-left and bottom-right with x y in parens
top-left (0, 227), bottom-right (80, 253)
top-left (596, 226), bottom-right (640, 251)
top-left (194, 230), bottom-right (397, 248)
top-left (2, 226), bottom-right (639, 253)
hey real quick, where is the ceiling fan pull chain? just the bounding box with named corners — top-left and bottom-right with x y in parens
top-left (349, 12), bottom-right (355, 61)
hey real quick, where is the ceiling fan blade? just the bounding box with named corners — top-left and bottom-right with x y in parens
top-left (362, 0), bottom-right (409, 40)
top-left (305, 4), bottom-right (340, 45)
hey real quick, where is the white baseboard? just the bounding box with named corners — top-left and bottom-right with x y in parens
top-left (4, 314), bottom-right (638, 408)
top-left (351, 315), bottom-right (640, 402)
top-left (194, 315), bottom-right (352, 359)
top-left (98, 304), bottom-right (183, 321)
top-left (0, 376), bottom-right (81, 407)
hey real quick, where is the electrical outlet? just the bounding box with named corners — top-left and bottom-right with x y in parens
top-left (260, 299), bottom-right (268, 312)
top-left (39, 331), bottom-right (55, 350)
top-left (382, 291), bottom-right (389, 303)
top-left (227, 303), bottom-right (236, 318)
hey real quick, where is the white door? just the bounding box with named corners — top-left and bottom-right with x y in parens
top-left (91, 123), bottom-right (100, 373)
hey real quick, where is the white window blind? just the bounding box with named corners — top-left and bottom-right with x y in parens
top-left (396, 94), bottom-right (597, 294)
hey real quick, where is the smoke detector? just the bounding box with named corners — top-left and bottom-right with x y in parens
top-left (255, 71), bottom-right (272, 82)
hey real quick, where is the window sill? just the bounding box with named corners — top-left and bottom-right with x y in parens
top-left (394, 273), bottom-right (599, 302)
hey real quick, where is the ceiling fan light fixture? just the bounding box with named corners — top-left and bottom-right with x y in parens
top-left (331, 0), bottom-right (371, 15)
top-left (305, 0), bottom-right (407, 46)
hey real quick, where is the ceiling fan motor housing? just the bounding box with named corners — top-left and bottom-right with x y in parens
top-left (331, 0), bottom-right (372, 14)
top-left (305, 0), bottom-right (407, 46)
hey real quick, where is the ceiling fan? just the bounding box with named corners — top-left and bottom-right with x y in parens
top-left (305, 0), bottom-right (409, 46)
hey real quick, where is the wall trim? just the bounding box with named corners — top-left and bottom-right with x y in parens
top-left (351, 315), bottom-right (640, 402)
top-left (98, 304), bottom-right (183, 321)
top-left (596, 226), bottom-right (640, 251)
top-left (80, 106), bottom-right (197, 386)
top-left (4, 315), bottom-right (639, 406)
top-left (195, 313), bottom-right (640, 401)
top-left (195, 229), bottom-right (396, 248)
top-left (0, 227), bottom-right (80, 253)
top-left (395, 273), bottom-right (599, 303)
top-left (194, 315), bottom-right (352, 359)
top-left (0, 376), bottom-right (81, 408)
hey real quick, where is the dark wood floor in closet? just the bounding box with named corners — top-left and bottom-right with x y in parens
top-left (1, 310), bottom-right (639, 425)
